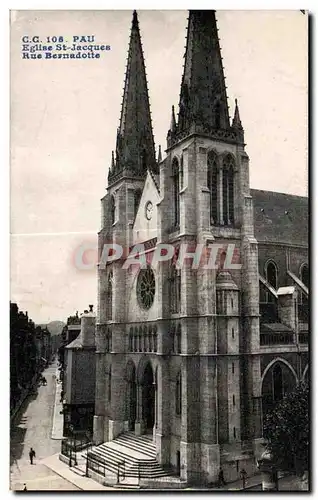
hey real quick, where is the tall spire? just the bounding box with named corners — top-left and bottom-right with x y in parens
top-left (175, 11), bottom-right (231, 138)
top-left (108, 10), bottom-right (156, 184)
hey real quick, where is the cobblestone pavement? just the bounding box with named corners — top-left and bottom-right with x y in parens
top-left (10, 360), bottom-right (79, 491)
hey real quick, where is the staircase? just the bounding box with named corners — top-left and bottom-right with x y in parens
top-left (85, 432), bottom-right (173, 481)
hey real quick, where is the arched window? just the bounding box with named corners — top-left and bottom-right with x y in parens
top-left (265, 261), bottom-right (278, 303)
top-left (176, 371), bottom-right (181, 416)
top-left (172, 158), bottom-right (180, 228)
top-left (170, 263), bottom-right (181, 313)
top-left (222, 155), bottom-right (235, 225)
top-left (176, 325), bottom-right (182, 354)
top-left (207, 152), bottom-right (218, 224)
top-left (273, 364), bottom-right (283, 402)
top-left (110, 195), bottom-right (116, 225)
top-left (180, 155), bottom-right (184, 189)
top-left (171, 325), bottom-right (176, 353)
top-left (153, 325), bottom-right (158, 353)
top-left (106, 272), bottom-right (113, 320)
top-left (134, 189), bottom-right (142, 218)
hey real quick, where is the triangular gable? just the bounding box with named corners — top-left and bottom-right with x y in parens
top-left (133, 170), bottom-right (160, 245)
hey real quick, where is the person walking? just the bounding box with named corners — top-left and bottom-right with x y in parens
top-left (23, 484), bottom-right (27, 491)
top-left (240, 468), bottom-right (247, 489)
top-left (29, 447), bottom-right (36, 465)
top-left (218, 467), bottom-right (226, 487)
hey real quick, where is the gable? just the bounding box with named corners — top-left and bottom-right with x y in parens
top-left (133, 170), bottom-right (160, 244)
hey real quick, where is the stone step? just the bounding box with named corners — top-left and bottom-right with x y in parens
top-left (86, 432), bottom-right (173, 479)
top-left (114, 435), bottom-right (156, 458)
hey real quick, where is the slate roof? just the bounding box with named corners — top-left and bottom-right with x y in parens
top-left (261, 322), bottom-right (293, 333)
top-left (251, 189), bottom-right (308, 247)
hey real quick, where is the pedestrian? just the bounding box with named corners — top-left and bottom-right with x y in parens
top-left (218, 467), bottom-right (226, 486)
top-left (23, 483), bottom-right (27, 491)
top-left (240, 468), bottom-right (247, 489)
top-left (29, 447), bottom-right (36, 465)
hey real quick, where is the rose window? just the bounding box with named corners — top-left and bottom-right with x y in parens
top-left (137, 267), bottom-right (155, 310)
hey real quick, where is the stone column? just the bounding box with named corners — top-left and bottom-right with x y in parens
top-left (135, 383), bottom-right (145, 436)
top-left (93, 351), bottom-right (106, 444)
top-left (180, 356), bottom-right (201, 484)
top-left (155, 360), bottom-right (171, 465)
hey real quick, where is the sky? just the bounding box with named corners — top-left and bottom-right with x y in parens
top-left (10, 10), bottom-right (308, 324)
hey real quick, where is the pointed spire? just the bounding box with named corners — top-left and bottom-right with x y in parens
top-left (109, 10), bottom-right (156, 183)
top-left (170, 105), bottom-right (176, 133)
top-left (157, 145), bottom-right (162, 163)
top-left (232, 98), bottom-right (242, 129)
top-left (177, 11), bottom-right (230, 134)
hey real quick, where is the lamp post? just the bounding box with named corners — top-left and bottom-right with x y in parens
top-left (68, 424), bottom-right (74, 468)
top-left (257, 449), bottom-right (278, 491)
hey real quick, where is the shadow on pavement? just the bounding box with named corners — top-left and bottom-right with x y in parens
top-left (10, 389), bottom-right (39, 467)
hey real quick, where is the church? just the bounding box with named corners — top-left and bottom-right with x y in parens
top-left (92, 10), bottom-right (308, 485)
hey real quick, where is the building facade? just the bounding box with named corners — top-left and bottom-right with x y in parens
top-left (93, 11), bottom-right (308, 484)
top-left (62, 306), bottom-right (96, 436)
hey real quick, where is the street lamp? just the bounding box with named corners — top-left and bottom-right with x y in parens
top-left (257, 448), bottom-right (278, 491)
top-left (68, 424), bottom-right (74, 468)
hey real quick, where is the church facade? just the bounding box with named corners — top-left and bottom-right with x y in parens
top-left (93, 11), bottom-right (308, 484)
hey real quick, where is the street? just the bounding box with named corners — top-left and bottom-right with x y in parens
top-left (10, 360), bottom-right (79, 491)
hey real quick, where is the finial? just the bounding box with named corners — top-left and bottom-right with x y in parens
top-left (232, 98), bottom-right (242, 129)
top-left (111, 150), bottom-right (115, 168)
top-left (170, 105), bottom-right (176, 133)
top-left (158, 145), bottom-right (162, 163)
top-left (132, 10), bottom-right (138, 27)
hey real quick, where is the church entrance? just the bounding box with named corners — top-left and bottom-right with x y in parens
top-left (142, 362), bottom-right (155, 431)
top-left (128, 365), bottom-right (137, 431)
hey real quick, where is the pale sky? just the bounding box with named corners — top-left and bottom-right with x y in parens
top-left (10, 10), bottom-right (308, 323)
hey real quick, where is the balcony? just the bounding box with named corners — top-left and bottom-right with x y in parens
top-left (298, 332), bottom-right (308, 344)
top-left (260, 332), bottom-right (294, 346)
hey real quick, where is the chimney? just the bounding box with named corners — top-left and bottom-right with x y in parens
top-left (89, 304), bottom-right (93, 312)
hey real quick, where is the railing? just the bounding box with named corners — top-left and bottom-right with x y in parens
top-left (298, 332), bottom-right (308, 344)
top-left (260, 333), bottom-right (294, 346)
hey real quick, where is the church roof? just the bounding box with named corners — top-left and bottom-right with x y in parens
top-left (251, 189), bottom-right (308, 247)
top-left (261, 323), bottom-right (294, 333)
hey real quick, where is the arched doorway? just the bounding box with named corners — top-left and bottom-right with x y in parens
top-left (261, 360), bottom-right (297, 429)
top-left (126, 361), bottom-right (137, 431)
top-left (142, 362), bottom-right (155, 431)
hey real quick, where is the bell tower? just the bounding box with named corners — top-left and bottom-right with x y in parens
top-left (158, 10), bottom-right (261, 483)
top-left (94, 10), bottom-right (157, 444)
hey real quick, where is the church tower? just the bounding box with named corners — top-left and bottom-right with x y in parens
top-left (94, 10), bottom-right (156, 444)
top-left (159, 10), bottom-right (262, 483)
top-left (94, 10), bottom-right (262, 486)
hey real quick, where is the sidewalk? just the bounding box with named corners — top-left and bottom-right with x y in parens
top-left (42, 453), bottom-right (114, 491)
top-left (51, 369), bottom-right (63, 440)
top-left (219, 473), bottom-right (262, 491)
